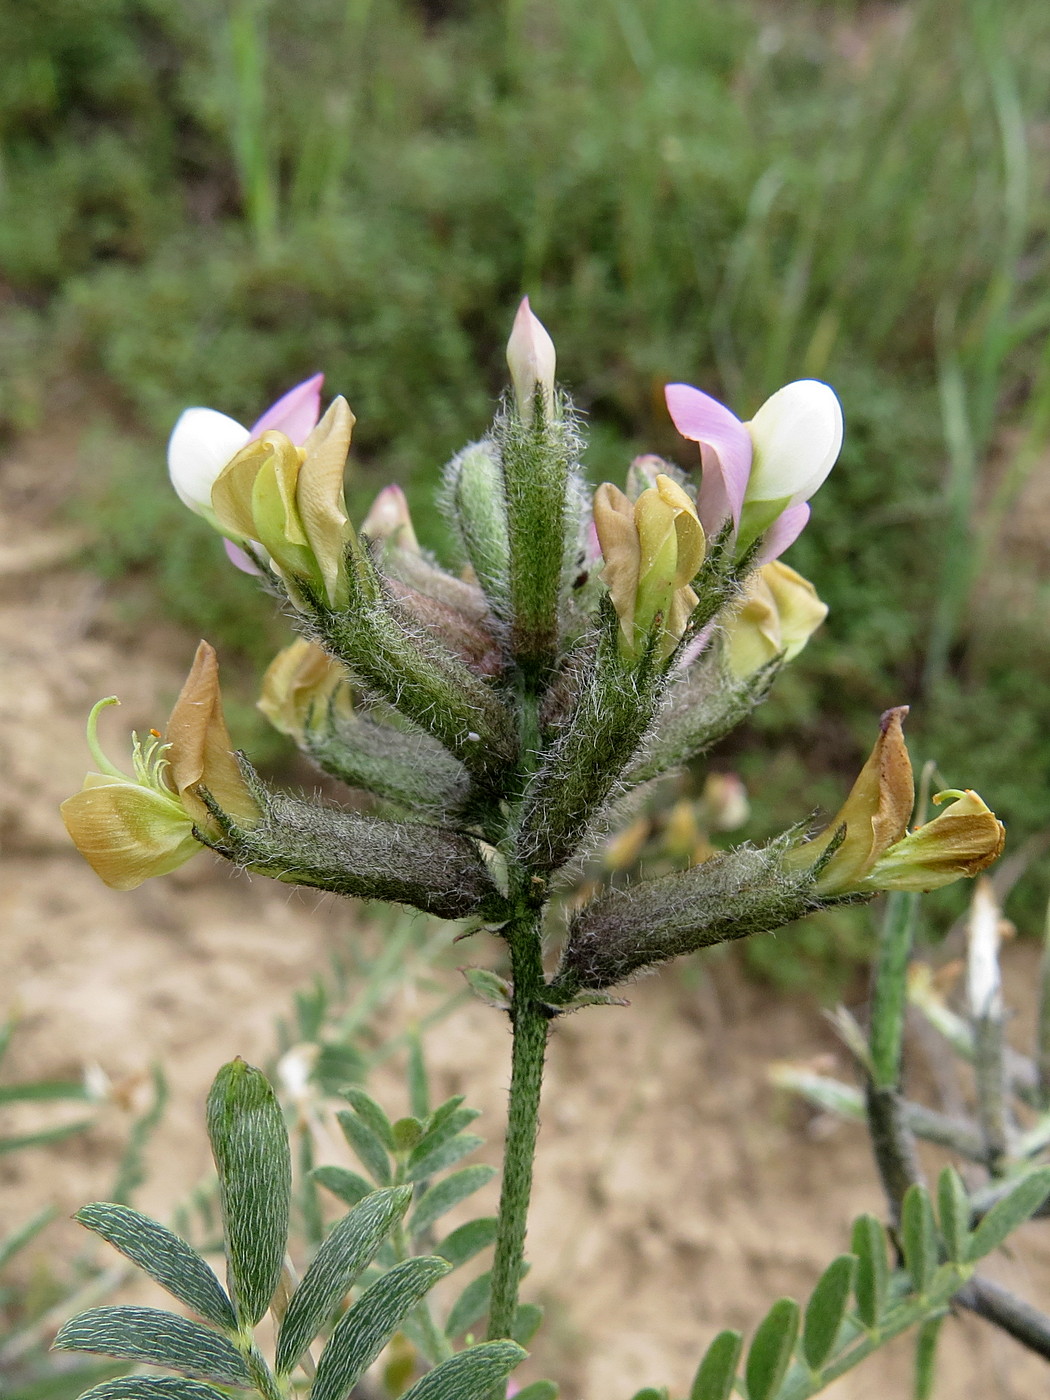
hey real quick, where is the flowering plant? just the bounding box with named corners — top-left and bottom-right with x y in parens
top-left (55, 305), bottom-right (1023, 1400)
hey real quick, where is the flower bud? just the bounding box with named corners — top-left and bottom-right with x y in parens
top-left (594, 474), bottom-right (705, 660)
top-left (360, 484), bottom-right (420, 554)
top-left (506, 297), bottom-right (556, 422)
top-left (725, 561), bottom-right (828, 679)
top-left (258, 639), bottom-right (353, 742)
top-left (444, 441), bottom-right (512, 610)
top-left (702, 773), bottom-right (750, 832)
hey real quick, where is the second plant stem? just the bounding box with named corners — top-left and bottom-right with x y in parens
top-left (487, 906), bottom-right (550, 1343)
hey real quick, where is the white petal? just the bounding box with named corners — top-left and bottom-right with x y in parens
top-left (167, 408), bottom-right (250, 516)
top-left (745, 380), bottom-right (843, 505)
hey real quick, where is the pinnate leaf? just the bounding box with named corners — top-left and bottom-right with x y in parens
top-left (406, 1133), bottom-right (485, 1183)
top-left (410, 1165), bottom-right (496, 1237)
top-left (336, 1109), bottom-right (392, 1185)
top-left (77, 1380), bottom-right (230, 1400)
top-left (937, 1167), bottom-right (970, 1263)
top-left (76, 1203), bottom-right (236, 1332)
top-left (745, 1298), bottom-right (799, 1400)
top-left (851, 1215), bottom-right (889, 1328)
top-left (512, 1384), bottom-right (558, 1400)
top-left (312, 1165), bottom-right (376, 1209)
top-left (445, 1271), bottom-right (491, 1339)
top-left (968, 1167), bottom-right (1050, 1261)
top-left (398, 1341), bottom-right (526, 1400)
top-left (312, 1256), bottom-right (451, 1400)
top-left (408, 1102), bottom-right (479, 1173)
top-left (802, 1254), bottom-right (856, 1371)
top-left (276, 1186), bottom-right (412, 1374)
top-left (513, 1303), bottom-right (544, 1346)
top-left (901, 1185), bottom-right (938, 1295)
top-left (436, 1217), bottom-right (498, 1269)
top-left (53, 1307), bottom-right (251, 1387)
top-left (206, 1060), bottom-right (291, 1328)
top-left (340, 1089), bottom-right (395, 1151)
top-left (689, 1329), bottom-right (742, 1400)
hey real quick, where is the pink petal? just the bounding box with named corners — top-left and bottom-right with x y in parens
top-left (665, 383), bottom-right (752, 532)
top-left (224, 538), bottom-right (263, 575)
top-left (250, 373), bottom-right (324, 445)
top-left (755, 502), bottom-right (810, 564)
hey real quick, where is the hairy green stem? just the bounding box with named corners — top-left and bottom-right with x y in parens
top-left (487, 909), bottom-right (549, 1342)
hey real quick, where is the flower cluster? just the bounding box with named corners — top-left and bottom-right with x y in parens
top-left (64, 302), bottom-right (1005, 991)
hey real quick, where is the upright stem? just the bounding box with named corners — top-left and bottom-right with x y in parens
top-left (487, 908), bottom-right (549, 1341)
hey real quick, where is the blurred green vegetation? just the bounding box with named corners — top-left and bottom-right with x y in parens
top-left (4, 0), bottom-right (1050, 986)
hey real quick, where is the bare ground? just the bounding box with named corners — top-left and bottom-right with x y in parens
top-left (2, 428), bottom-right (1049, 1399)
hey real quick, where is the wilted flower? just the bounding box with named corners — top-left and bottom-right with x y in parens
top-left (864, 790), bottom-right (1005, 893)
top-left (785, 708), bottom-right (1004, 895)
top-left (167, 374), bottom-right (324, 526)
top-left (61, 642), bottom-right (260, 889)
top-left (594, 474), bottom-right (706, 659)
top-left (664, 378), bottom-right (843, 556)
top-left (258, 638), bottom-right (353, 742)
top-left (506, 297), bottom-right (556, 421)
top-left (725, 561), bottom-right (828, 678)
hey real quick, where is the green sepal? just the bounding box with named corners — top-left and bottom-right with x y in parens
top-left (75, 1381), bottom-right (232, 1400)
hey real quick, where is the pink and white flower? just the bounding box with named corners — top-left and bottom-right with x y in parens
top-left (664, 377), bottom-right (842, 559)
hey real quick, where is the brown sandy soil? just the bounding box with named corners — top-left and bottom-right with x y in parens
top-left (2, 428), bottom-right (1050, 1399)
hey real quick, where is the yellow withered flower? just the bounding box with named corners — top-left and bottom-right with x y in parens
top-left (210, 397), bottom-right (357, 608)
top-left (61, 642), bottom-right (260, 890)
top-left (258, 638), bottom-right (353, 742)
top-left (593, 474), bottom-right (706, 659)
top-left (785, 707), bottom-right (1004, 895)
top-left (863, 789), bottom-right (1005, 892)
top-left (725, 561), bottom-right (828, 679)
